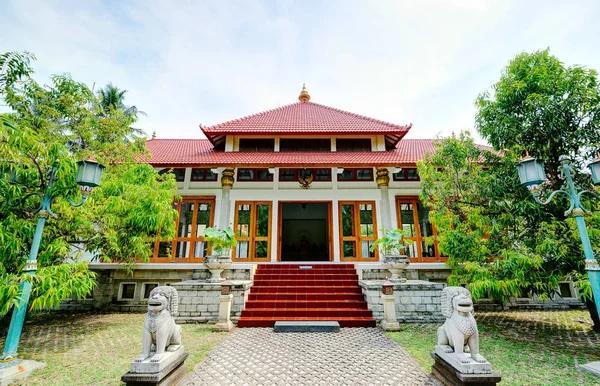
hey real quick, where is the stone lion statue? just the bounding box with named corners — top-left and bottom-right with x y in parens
top-left (437, 286), bottom-right (486, 363)
top-left (135, 286), bottom-right (182, 363)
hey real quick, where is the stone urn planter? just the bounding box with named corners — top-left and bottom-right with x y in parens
top-left (382, 255), bottom-right (410, 283)
top-left (370, 228), bottom-right (413, 283)
top-left (203, 226), bottom-right (237, 283)
top-left (203, 254), bottom-right (232, 283)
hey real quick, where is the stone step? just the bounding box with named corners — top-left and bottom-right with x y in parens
top-left (274, 321), bottom-right (340, 333)
top-left (237, 316), bottom-right (376, 328)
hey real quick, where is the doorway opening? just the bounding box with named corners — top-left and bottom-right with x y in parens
top-left (280, 202), bottom-right (331, 262)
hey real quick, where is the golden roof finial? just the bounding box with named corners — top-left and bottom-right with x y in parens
top-left (298, 83), bottom-right (310, 102)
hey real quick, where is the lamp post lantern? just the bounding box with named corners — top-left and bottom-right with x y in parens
top-left (1, 159), bottom-right (103, 361)
top-left (516, 154), bottom-right (600, 314)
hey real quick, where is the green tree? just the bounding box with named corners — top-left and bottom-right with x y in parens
top-left (96, 82), bottom-right (146, 140)
top-left (0, 52), bottom-right (178, 315)
top-left (419, 49), bottom-right (600, 329)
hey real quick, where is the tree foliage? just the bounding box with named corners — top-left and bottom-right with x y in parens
top-left (0, 51), bottom-right (178, 315)
top-left (419, 50), bottom-right (600, 327)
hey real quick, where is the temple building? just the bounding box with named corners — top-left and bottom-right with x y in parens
top-left (144, 84), bottom-right (445, 265)
top-left (78, 85), bottom-right (581, 325)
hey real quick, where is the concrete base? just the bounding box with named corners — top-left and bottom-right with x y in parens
top-left (274, 321), bottom-right (340, 332)
top-left (381, 320), bottom-right (401, 331)
top-left (0, 359), bottom-right (46, 386)
top-left (431, 353), bottom-right (501, 386)
top-left (214, 320), bottom-right (234, 332)
top-left (434, 346), bottom-right (492, 374)
top-left (579, 361), bottom-right (600, 377)
top-left (129, 346), bottom-right (185, 374)
top-left (122, 351), bottom-right (188, 386)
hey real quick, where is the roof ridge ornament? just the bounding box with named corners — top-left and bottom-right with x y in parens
top-left (298, 83), bottom-right (310, 102)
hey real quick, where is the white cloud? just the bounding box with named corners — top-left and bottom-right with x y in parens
top-left (1, 0), bottom-right (599, 142)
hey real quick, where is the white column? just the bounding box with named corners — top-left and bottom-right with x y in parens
top-left (219, 168), bottom-right (235, 229)
top-left (376, 168), bottom-right (392, 229)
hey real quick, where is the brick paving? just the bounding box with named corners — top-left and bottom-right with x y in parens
top-left (182, 328), bottom-right (441, 386)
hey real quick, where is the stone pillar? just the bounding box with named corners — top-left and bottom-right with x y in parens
top-left (214, 293), bottom-right (234, 332)
top-left (376, 167), bottom-right (392, 230)
top-left (381, 292), bottom-right (400, 331)
top-left (219, 168), bottom-right (235, 229)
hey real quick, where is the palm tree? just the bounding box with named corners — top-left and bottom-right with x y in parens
top-left (96, 82), bottom-right (146, 139)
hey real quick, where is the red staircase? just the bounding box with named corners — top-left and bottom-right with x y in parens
top-left (237, 264), bottom-right (376, 328)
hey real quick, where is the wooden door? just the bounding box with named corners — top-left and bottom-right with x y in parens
top-left (339, 201), bottom-right (378, 261)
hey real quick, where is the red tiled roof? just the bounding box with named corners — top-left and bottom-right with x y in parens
top-left (200, 101), bottom-right (411, 149)
top-left (145, 138), bottom-right (457, 167)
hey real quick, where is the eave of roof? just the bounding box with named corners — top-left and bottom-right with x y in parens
top-left (145, 138), bottom-right (455, 167)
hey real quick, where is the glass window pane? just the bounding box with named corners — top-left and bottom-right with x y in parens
top-left (236, 241), bottom-right (249, 258)
top-left (175, 241), bottom-right (190, 258)
top-left (238, 169), bottom-right (253, 180)
top-left (178, 203), bottom-right (194, 237)
top-left (357, 169), bottom-right (373, 180)
top-left (360, 224), bottom-right (373, 237)
top-left (417, 203), bottom-right (433, 237)
top-left (256, 205), bottom-right (269, 237)
top-left (421, 241), bottom-right (436, 257)
top-left (339, 169), bottom-right (353, 180)
top-left (173, 169), bottom-right (185, 181)
top-left (255, 241), bottom-right (268, 258)
top-left (341, 205), bottom-right (355, 236)
top-left (343, 241), bottom-right (355, 257)
top-left (196, 203), bottom-right (211, 237)
top-left (315, 169), bottom-right (331, 180)
top-left (362, 241), bottom-right (375, 258)
top-left (237, 205), bottom-right (251, 236)
top-left (394, 170), bottom-right (405, 180)
top-left (157, 242), bottom-right (172, 257)
top-left (194, 241), bottom-right (207, 257)
top-left (205, 170), bottom-right (216, 180)
top-left (399, 203), bottom-right (415, 236)
top-left (405, 243), bottom-right (418, 258)
top-left (191, 169), bottom-right (204, 180)
top-left (407, 169), bottom-right (419, 180)
top-left (257, 170), bottom-right (272, 181)
top-left (280, 170), bottom-right (295, 181)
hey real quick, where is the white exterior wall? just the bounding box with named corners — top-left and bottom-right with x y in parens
top-left (169, 167), bottom-right (424, 261)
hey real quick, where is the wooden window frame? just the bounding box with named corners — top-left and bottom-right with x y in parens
top-left (395, 196), bottom-right (445, 263)
top-left (151, 196), bottom-right (216, 262)
top-left (190, 168), bottom-right (218, 182)
top-left (236, 168), bottom-right (274, 182)
top-left (338, 201), bottom-right (378, 261)
top-left (232, 201), bottom-right (272, 262)
top-left (278, 168), bottom-right (332, 182)
top-left (392, 168), bottom-right (420, 181)
top-left (335, 138), bottom-right (372, 152)
top-left (337, 168), bottom-right (374, 182)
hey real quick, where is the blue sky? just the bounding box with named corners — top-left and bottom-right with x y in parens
top-left (1, 0), bottom-right (599, 143)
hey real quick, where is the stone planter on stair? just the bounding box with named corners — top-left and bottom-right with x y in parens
top-left (382, 255), bottom-right (410, 283)
top-left (203, 255), bottom-right (232, 283)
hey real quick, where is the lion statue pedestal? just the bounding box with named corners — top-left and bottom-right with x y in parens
top-left (431, 286), bottom-right (501, 386)
top-left (122, 286), bottom-right (188, 386)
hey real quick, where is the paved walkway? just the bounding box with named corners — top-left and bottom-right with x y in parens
top-left (182, 328), bottom-right (440, 386)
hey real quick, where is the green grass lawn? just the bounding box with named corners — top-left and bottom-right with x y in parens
top-left (387, 310), bottom-right (600, 386)
top-left (0, 312), bottom-right (227, 386)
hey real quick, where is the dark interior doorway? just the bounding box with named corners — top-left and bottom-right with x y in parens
top-left (280, 202), bottom-right (330, 262)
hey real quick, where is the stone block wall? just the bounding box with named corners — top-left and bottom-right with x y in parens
top-left (60, 267), bottom-right (251, 313)
top-left (173, 280), bottom-right (252, 323)
top-left (360, 280), bottom-right (446, 323)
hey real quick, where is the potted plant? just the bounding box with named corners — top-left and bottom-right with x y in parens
top-left (203, 226), bottom-right (237, 282)
top-left (370, 228), bottom-right (413, 282)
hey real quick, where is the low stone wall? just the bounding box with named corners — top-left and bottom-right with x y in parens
top-left (360, 280), bottom-right (446, 323)
top-left (60, 266), bottom-right (252, 313)
top-left (172, 280), bottom-right (253, 323)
